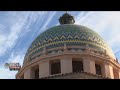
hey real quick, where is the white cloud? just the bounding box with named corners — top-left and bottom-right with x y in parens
top-left (0, 67), bottom-right (17, 79)
top-left (76, 11), bottom-right (109, 34)
top-left (75, 11), bottom-right (120, 60)
top-left (0, 12), bottom-right (47, 56)
top-left (38, 11), bottom-right (57, 33)
top-left (28, 11), bottom-right (57, 42)
top-left (0, 12), bottom-right (58, 79)
top-left (0, 13), bottom-right (29, 56)
top-left (0, 49), bottom-right (25, 79)
top-left (7, 51), bottom-right (25, 66)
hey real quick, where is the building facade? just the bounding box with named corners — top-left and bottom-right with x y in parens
top-left (16, 12), bottom-right (120, 79)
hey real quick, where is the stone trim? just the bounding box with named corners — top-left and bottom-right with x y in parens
top-left (41, 71), bottom-right (109, 79)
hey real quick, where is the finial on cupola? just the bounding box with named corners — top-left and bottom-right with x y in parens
top-left (59, 11), bottom-right (75, 24)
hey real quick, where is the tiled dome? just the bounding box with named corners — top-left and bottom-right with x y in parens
top-left (24, 24), bottom-right (115, 63)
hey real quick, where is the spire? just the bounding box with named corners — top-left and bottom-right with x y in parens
top-left (59, 12), bottom-right (75, 24)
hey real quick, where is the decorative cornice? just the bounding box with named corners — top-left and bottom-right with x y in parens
top-left (41, 71), bottom-right (109, 79)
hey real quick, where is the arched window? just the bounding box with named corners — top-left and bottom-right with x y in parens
top-left (72, 59), bottom-right (83, 72)
top-left (95, 64), bottom-right (102, 75)
top-left (50, 60), bottom-right (61, 75)
top-left (35, 68), bottom-right (39, 79)
top-left (32, 65), bottom-right (39, 79)
top-left (113, 68), bottom-right (119, 79)
top-left (20, 74), bottom-right (24, 79)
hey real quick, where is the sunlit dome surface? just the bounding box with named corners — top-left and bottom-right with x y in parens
top-left (24, 24), bottom-right (115, 64)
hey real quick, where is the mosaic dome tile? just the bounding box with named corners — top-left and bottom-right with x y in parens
top-left (24, 24), bottom-right (115, 61)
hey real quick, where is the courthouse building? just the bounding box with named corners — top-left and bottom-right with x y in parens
top-left (16, 12), bottom-right (120, 79)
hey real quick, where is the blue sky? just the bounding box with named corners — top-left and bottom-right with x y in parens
top-left (0, 11), bottom-right (120, 79)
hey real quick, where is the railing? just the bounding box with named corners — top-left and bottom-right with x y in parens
top-left (41, 71), bottom-right (109, 79)
top-left (27, 47), bottom-right (109, 62)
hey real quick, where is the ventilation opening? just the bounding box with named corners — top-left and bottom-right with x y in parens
top-left (20, 74), bottom-right (24, 79)
top-left (72, 60), bottom-right (83, 72)
top-left (95, 64), bottom-right (102, 75)
top-left (32, 65), bottom-right (39, 79)
top-left (113, 68), bottom-right (119, 79)
top-left (50, 60), bottom-right (61, 75)
top-left (35, 68), bottom-right (39, 79)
